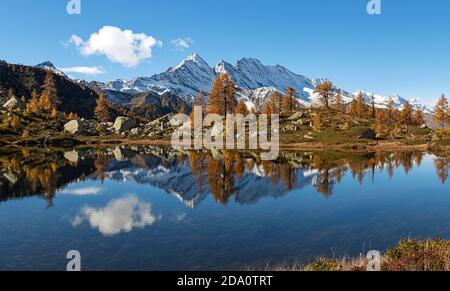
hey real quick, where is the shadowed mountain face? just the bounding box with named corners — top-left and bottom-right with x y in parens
top-left (1, 146), bottom-right (447, 208)
top-left (0, 61), bottom-right (99, 118)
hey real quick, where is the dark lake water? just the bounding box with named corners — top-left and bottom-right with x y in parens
top-left (0, 146), bottom-right (449, 270)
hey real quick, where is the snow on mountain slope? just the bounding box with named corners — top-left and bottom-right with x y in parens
top-left (100, 53), bottom-right (432, 112)
top-left (237, 87), bottom-right (279, 110)
top-left (35, 61), bottom-right (67, 77)
top-left (355, 90), bottom-right (433, 113)
top-left (216, 58), bottom-right (315, 100)
top-left (101, 53), bottom-right (316, 100)
top-left (101, 53), bottom-right (216, 99)
top-left (148, 53), bottom-right (215, 98)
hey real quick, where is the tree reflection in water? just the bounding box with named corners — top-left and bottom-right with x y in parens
top-left (0, 146), bottom-right (448, 207)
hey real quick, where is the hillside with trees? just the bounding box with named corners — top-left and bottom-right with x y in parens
top-left (0, 61), bottom-right (98, 118)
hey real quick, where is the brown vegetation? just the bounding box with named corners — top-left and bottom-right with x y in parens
top-left (258, 238), bottom-right (450, 272)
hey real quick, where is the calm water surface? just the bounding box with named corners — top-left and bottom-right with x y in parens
top-left (0, 146), bottom-right (449, 270)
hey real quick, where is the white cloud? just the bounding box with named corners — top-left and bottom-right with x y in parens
top-left (62, 186), bottom-right (103, 196)
top-left (60, 66), bottom-right (106, 75)
top-left (68, 26), bottom-right (162, 68)
top-left (68, 35), bottom-right (84, 47)
top-left (72, 195), bottom-right (159, 236)
top-left (171, 37), bottom-right (194, 51)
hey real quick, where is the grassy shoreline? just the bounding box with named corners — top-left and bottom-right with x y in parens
top-left (257, 238), bottom-right (450, 271)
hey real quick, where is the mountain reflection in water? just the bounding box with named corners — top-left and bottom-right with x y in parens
top-left (1, 146), bottom-right (449, 208)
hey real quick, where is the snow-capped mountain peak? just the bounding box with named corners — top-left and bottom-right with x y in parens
top-left (236, 57), bottom-right (265, 70)
top-left (35, 61), bottom-right (66, 77)
top-left (36, 61), bottom-right (55, 68)
top-left (213, 57), bottom-right (315, 100)
top-left (185, 53), bottom-right (208, 66)
top-left (214, 60), bottom-right (233, 75)
top-left (170, 53), bottom-right (210, 72)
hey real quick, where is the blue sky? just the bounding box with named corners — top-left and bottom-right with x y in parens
top-left (1, 0), bottom-right (450, 104)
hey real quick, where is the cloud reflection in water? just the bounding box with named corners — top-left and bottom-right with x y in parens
top-left (72, 195), bottom-right (159, 236)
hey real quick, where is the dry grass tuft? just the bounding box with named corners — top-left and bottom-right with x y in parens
top-left (257, 238), bottom-right (450, 272)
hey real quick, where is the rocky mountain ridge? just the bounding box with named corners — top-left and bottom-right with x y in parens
top-left (98, 53), bottom-right (434, 113)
